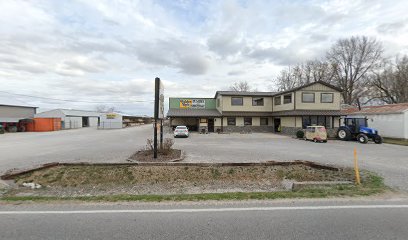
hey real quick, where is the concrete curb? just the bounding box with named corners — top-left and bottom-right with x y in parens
top-left (0, 160), bottom-right (341, 180)
top-left (292, 181), bottom-right (353, 191)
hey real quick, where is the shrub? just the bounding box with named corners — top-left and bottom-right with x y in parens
top-left (296, 130), bottom-right (304, 139)
top-left (160, 138), bottom-right (174, 155)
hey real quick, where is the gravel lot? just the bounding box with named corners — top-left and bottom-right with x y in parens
top-left (0, 126), bottom-right (407, 191)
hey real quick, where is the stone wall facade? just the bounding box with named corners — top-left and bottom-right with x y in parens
top-left (280, 127), bottom-right (339, 138)
top-left (222, 126), bottom-right (274, 133)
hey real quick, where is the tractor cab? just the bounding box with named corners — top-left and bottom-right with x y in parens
top-left (344, 118), bottom-right (368, 133)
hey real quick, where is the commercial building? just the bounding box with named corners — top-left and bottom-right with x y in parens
top-left (343, 103), bottom-right (408, 139)
top-left (0, 103), bottom-right (37, 132)
top-left (35, 109), bottom-right (100, 129)
top-left (99, 112), bottom-right (152, 129)
top-left (167, 81), bottom-right (343, 137)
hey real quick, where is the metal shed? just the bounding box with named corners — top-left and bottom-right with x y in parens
top-left (35, 109), bottom-right (100, 129)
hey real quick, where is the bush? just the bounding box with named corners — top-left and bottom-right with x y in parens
top-left (296, 130), bottom-right (304, 139)
top-left (160, 138), bottom-right (174, 155)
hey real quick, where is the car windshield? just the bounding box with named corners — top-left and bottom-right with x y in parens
top-left (176, 127), bottom-right (187, 130)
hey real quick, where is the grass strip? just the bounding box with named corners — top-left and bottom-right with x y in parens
top-left (383, 137), bottom-right (408, 146)
top-left (0, 174), bottom-right (387, 203)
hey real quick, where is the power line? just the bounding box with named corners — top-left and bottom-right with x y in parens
top-left (0, 90), bottom-right (154, 104)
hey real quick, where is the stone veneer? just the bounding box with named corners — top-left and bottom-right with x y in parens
top-left (281, 127), bottom-right (339, 138)
top-left (221, 126), bottom-right (274, 133)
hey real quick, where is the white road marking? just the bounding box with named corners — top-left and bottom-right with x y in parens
top-left (1, 205), bottom-right (408, 215)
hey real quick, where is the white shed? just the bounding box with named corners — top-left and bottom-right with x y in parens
top-left (35, 109), bottom-right (100, 129)
top-left (99, 112), bottom-right (123, 129)
top-left (344, 103), bottom-right (408, 139)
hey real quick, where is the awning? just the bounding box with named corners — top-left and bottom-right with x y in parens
top-left (271, 110), bottom-right (344, 117)
top-left (167, 109), bottom-right (222, 117)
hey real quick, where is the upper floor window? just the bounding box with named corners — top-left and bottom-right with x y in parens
top-left (274, 96), bottom-right (281, 105)
top-left (217, 98), bottom-right (220, 107)
top-left (231, 97), bottom-right (243, 106)
top-left (283, 94), bottom-right (292, 104)
top-left (252, 97), bottom-right (264, 106)
top-left (302, 92), bottom-right (315, 103)
top-left (321, 93), bottom-right (334, 103)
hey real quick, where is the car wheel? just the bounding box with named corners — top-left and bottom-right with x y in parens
top-left (357, 134), bottom-right (368, 144)
top-left (374, 135), bottom-right (383, 144)
top-left (337, 128), bottom-right (351, 141)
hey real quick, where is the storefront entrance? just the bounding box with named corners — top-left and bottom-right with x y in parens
top-left (274, 118), bottom-right (281, 132)
top-left (208, 118), bottom-right (214, 132)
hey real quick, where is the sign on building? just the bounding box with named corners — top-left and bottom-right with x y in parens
top-left (179, 99), bottom-right (205, 109)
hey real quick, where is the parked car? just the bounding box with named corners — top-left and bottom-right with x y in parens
top-left (174, 125), bottom-right (189, 138)
top-left (305, 126), bottom-right (328, 143)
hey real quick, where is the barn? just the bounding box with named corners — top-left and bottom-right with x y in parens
top-left (0, 103), bottom-right (37, 132)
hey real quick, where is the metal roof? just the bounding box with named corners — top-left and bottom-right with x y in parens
top-left (215, 91), bottom-right (276, 98)
top-left (221, 111), bottom-right (271, 117)
top-left (0, 103), bottom-right (37, 109)
top-left (342, 103), bottom-right (408, 115)
top-left (59, 109), bottom-right (100, 117)
top-left (167, 109), bottom-right (222, 117)
top-left (271, 110), bottom-right (344, 116)
top-left (0, 117), bottom-right (26, 123)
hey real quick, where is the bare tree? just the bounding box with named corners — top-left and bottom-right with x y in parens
top-left (273, 60), bottom-right (336, 91)
top-left (369, 55), bottom-right (408, 104)
top-left (326, 36), bottom-right (383, 106)
top-left (229, 81), bottom-right (253, 92)
top-left (95, 104), bottom-right (117, 113)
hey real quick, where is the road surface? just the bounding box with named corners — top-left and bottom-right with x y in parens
top-left (1, 199), bottom-right (408, 240)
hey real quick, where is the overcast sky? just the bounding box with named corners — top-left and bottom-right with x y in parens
top-left (1, 0), bottom-right (407, 115)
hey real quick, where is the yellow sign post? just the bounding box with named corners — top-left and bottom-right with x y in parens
top-left (354, 147), bottom-right (361, 185)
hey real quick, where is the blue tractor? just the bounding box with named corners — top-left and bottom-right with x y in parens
top-left (337, 117), bottom-right (383, 144)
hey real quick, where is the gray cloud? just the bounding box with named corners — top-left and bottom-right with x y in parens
top-left (377, 20), bottom-right (407, 34)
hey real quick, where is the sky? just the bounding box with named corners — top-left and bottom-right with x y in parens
top-left (0, 0), bottom-right (407, 115)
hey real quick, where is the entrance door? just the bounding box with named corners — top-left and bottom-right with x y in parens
top-left (274, 118), bottom-right (281, 132)
top-left (208, 118), bottom-right (214, 132)
top-left (82, 117), bottom-right (89, 127)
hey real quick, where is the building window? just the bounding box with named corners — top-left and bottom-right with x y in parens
top-left (244, 117), bottom-right (252, 126)
top-left (260, 117), bottom-right (269, 126)
top-left (274, 96), bottom-right (281, 105)
top-left (252, 97), bottom-right (264, 106)
top-left (321, 93), bottom-right (334, 103)
top-left (217, 98), bottom-right (220, 107)
top-left (227, 117), bottom-right (236, 126)
top-left (231, 97), bottom-right (243, 106)
top-left (302, 116), bottom-right (333, 129)
top-left (200, 118), bottom-right (207, 123)
top-left (283, 94), bottom-right (292, 104)
top-left (302, 93), bottom-right (315, 103)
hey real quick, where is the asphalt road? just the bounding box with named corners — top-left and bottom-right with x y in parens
top-left (1, 199), bottom-right (408, 240)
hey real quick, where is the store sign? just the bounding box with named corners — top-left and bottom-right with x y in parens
top-left (106, 113), bottom-right (117, 119)
top-left (179, 99), bottom-right (205, 109)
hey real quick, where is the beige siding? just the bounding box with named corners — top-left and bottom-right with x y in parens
top-left (221, 96), bottom-right (272, 112)
top-left (295, 91), bottom-right (341, 110)
top-left (214, 117), bottom-right (222, 127)
top-left (273, 93), bottom-right (295, 111)
top-left (281, 117), bottom-right (296, 127)
top-left (301, 83), bottom-right (336, 91)
top-left (216, 96), bottom-right (222, 112)
top-left (0, 106), bottom-right (36, 118)
top-left (333, 116), bottom-right (340, 128)
top-left (252, 117), bottom-right (260, 126)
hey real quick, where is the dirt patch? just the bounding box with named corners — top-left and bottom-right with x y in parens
top-left (129, 149), bottom-right (182, 162)
top-left (5, 164), bottom-right (355, 197)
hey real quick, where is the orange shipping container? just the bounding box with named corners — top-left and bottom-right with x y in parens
top-left (26, 118), bottom-right (62, 132)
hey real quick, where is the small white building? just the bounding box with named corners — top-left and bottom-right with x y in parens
top-left (35, 109), bottom-right (100, 129)
top-left (99, 112), bottom-right (152, 129)
top-left (344, 103), bottom-right (408, 139)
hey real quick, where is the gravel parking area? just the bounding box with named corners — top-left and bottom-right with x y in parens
top-left (1, 127), bottom-right (407, 192)
top-left (174, 132), bottom-right (408, 191)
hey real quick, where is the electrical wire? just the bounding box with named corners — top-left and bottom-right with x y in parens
top-left (0, 90), bottom-right (154, 104)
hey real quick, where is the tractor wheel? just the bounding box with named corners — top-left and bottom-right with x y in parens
top-left (374, 135), bottom-right (383, 144)
top-left (337, 128), bottom-right (351, 141)
top-left (357, 134), bottom-right (368, 144)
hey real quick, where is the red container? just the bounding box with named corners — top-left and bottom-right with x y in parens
top-left (26, 118), bottom-right (61, 132)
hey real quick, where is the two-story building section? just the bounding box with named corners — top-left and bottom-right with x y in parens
top-left (167, 81), bottom-right (344, 137)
